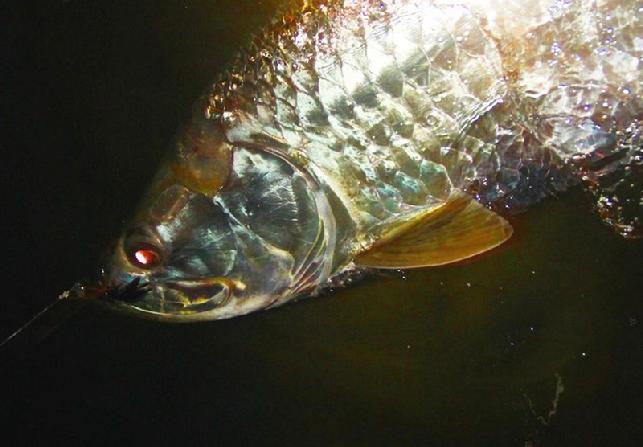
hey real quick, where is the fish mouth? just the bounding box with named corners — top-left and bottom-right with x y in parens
top-left (159, 277), bottom-right (246, 313)
top-left (102, 275), bottom-right (247, 316)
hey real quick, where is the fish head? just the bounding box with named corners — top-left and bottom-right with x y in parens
top-left (104, 118), bottom-right (335, 320)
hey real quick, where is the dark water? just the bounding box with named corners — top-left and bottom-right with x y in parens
top-left (2, 1), bottom-right (642, 445)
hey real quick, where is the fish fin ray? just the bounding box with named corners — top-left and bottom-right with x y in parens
top-left (355, 191), bottom-right (513, 268)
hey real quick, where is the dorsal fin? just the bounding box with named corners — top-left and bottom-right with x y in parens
top-left (355, 191), bottom-right (513, 268)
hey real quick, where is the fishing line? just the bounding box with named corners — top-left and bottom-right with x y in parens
top-left (0, 276), bottom-right (153, 362)
top-left (0, 284), bottom-right (98, 362)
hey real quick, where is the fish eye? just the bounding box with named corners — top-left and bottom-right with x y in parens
top-left (123, 226), bottom-right (164, 269)
top-left (128, 245), bottom-right (162, 269)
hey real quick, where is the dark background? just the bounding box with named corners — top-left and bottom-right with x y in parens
top-left (1, 0), bottom-right (285, 333)
top-left (1, 1), bottom-right (642, 445)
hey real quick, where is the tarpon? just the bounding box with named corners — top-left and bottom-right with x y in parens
top-left (103, 0), bottom-right (641, 320)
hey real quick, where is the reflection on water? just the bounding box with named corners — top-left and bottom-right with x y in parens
top-left (2, 1), bottom-right (641, 445)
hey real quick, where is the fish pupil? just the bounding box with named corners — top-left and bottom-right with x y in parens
top-left (132, 248), bottom-right (159, 268)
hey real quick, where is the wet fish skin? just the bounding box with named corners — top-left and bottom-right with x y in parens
top-left (210, 0), bottom-right (640, 239)
top-left (105, 0), bottom-right (641, 320)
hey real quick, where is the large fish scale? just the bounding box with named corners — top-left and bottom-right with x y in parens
top-left (205, 0), bottom-right (641, 239)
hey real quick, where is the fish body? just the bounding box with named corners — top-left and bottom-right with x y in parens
top-left (105, 0), bottom-right (641, 320)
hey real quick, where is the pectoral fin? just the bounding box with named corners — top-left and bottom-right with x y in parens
top-left (355, 191), bottom-right (513, 268)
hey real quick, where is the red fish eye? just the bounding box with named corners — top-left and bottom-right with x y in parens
top-left (131, 248), bottom-right (160, 268)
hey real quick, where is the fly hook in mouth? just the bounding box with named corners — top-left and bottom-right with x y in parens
top-left (100, 277), bottom-right (153, 303)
